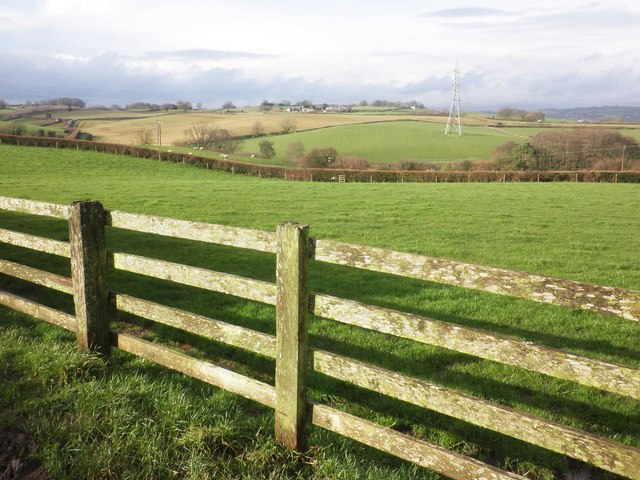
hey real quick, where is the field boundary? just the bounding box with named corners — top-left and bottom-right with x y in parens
top-left (1, 196), bottom-right (639, 479)
top-left (1, 134), bottom-right (639, 183)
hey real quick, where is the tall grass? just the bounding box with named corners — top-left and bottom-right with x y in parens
top-left (1, 145), bottom-right (639, 479)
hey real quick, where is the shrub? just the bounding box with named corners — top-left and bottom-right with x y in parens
top-left (259, 140), bottom-right (276, 159)
top-left (297, 147), bottom-right (338, 168)
top-left (332, 156), bottom-right (371, 170)
top-left (284, 141), bottom-right (305, 163)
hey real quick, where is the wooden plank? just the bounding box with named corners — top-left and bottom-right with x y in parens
top-left (312, 350), bottom-right (640, 479)
top-left (313, 239), bottom-right (640, 322)
top-left (312, 294), bottom-right (640, 399)
top-left (0, 290), bottom-right (75, 331)
top-left (112, 332), bottom-right (276, 408)
top-left (112, 252), bottom-right (277, 305)
top-left (114, 293), bottom-right (276, 357)
top-left (69, 201), bottom-right (110, 355)
top-left (0, 259), bottom-right (73, 294)
top-left (107, 210), bottom-right (277, 253)
top-left (0, 228), bottom-right (70, 258)
top-left (310, 403), bottom-right (526, 480)
top-left (275, 222), bottom-right (310, 450)
top-left (0, 196), bottom-right (69, 219)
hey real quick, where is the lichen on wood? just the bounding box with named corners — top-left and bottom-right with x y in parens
top-left (0, 228), bottom-right (70, 258)
top-left (0, 259), bottom-right (72, 294)
top-left (312, 349), bottom-right (640, 478)
top-left (312, 293), bottom-right (640, 399)
top-left (0, 196), bottom-right (69, 219)
top-left (114, 293), bottom-right (276, 357)
top-left (0, 290), bottom-right (75, 331)
top-left (313, 239), bottom-right (640, 322)
top-left (112, 252), bottom-right (277, 305)
top-left (107, 210), bottom-right (277, 253)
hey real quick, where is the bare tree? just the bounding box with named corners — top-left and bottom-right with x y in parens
top-left (184, 121), bottom-right (217, 148)
top-left (280, 117), bottom-right (297, 134)
top-left (212, 129), bottom-right (243, 153)
top-left (134, 128), bottom-right (154, 145)
top-left (176, 100), bottom-right (193, 112)
top-left (252, 120), bottom-right (265, 137)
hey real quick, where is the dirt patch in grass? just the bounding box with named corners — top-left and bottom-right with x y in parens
top-left (0, 424), bottom-right (50, 480)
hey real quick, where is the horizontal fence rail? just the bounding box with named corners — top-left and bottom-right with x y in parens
top-left (0, 260), bottom-right (73, 294)
top-left (312, 293), bottom-right (640, 399)
top-left (114, 293), bottom-right (277, 358)
top-left (112, 253), bottom-right (278, 305)
top-left (0, 228), bottom-right (71, 258)
top-left (314, 239), bottom-right (640, 322)
top-left (107, 210), bottom-right (277, 253)
top-left (1, 195), bottom-right (639, 479)
top-left (0, 290), bottom-right (76, 331)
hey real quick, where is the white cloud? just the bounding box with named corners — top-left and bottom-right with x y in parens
top-left (0, 1), bottom-right (638, 108)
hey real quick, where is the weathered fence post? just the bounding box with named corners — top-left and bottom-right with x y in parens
top-left (69, 201), bottom-right (110, 356)
top-left (275, 222), bottom-right (310, 451)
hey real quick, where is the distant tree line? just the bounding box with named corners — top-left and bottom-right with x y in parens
top-left (256, 98), bottom-right (431, 113)
top-left (177, 121), bottom-right (243, 153)
top-left (125, 100), bottom-right (193, 111)
top-left (12, 97), bottom-right (87, 109)
top-left (496, 106), bottom-right (545, 122)
top-left (491, 129), bottom-right (640, 170)
top-left (359, 99), bottom-right (426, 109)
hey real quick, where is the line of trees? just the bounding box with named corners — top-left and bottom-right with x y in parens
top-left (359, 99), bottom-right (426, 109)
top-left (125, 100), bottom-right (193, 111)
top-left (179, 121), bottom-right (243, 153)
top-left (496, 106), bottom-right (545, 122)
top-left (491, 129), bottom-right (639, 170)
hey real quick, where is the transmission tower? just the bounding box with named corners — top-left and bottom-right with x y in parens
top-left (444, 65), bottom-right (463, 136)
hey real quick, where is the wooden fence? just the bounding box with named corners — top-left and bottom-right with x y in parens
top-left (1, 195), bottom-right (639, 479)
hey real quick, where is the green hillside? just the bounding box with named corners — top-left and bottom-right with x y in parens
top-left (1, 145), bottom-right (638, 479)
top-left (241, 121), bottom-right (529, 164)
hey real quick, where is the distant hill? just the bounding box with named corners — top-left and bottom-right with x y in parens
top-left (542, 106), bottom-right (640, 122)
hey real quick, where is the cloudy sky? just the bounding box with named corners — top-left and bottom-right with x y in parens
top-left (1, 0), bottom-right (639, 110)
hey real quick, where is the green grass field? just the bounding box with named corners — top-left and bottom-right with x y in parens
top-left (1, 145), bottom-right (639, 479)
top-left (241, 121), bottom-right (532, 164)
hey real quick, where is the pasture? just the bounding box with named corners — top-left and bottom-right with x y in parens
top-left (0, 145), bottom-right (639, 479)
top-left (73, 109), bottom-right (464, 146)
top-left (241, 121), bottom-right (530, 164)
top-left (5, 107), bottom-right (640, 167)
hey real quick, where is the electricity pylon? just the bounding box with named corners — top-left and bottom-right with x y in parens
top-left (444, 65), bottom-right (463, 136)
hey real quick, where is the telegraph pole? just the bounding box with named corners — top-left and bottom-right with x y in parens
top-left (444, 64), bottom-right (463, 136)
top-left (156, 121), bottom-right (163, 147)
